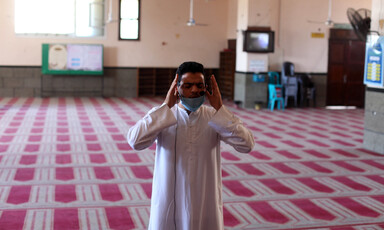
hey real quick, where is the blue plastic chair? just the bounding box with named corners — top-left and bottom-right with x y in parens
top-left (268, 72), bottom-right (285, 111)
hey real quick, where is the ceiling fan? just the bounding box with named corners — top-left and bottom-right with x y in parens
top-left (307, 0), bottom-right (335, 26)
top-left (187, 0), bottom-right (208, 26)
top-left (105, 0), bottom-right (119, 24)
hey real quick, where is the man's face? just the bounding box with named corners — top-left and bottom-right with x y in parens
top-left (178, 72), bottom-right (205, 98)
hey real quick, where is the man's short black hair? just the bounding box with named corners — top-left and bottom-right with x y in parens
top-left (176, 61), bottom-right (205, 85)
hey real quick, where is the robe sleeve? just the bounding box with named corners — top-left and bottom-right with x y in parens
top-left (208, 105), bottom-right (255, 153)
top-left (127, 103), bottom-right (177, 150)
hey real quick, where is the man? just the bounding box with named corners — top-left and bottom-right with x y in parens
top-left (127, 61), bottom-right (254, 230)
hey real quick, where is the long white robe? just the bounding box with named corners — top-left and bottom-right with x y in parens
top-left (127, 103), bottom-right (254, 230)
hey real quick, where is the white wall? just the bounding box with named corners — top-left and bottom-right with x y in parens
top-left (0, 0), bottom-right (228, 68)
top-left (371, 0), bottom-right (384, 35)
top-left (0, 0), bottom-right (373, 71)
top-left (232, 0), bottom-right (371, 73)
top-left (279, 0), bottom-right (372, 72)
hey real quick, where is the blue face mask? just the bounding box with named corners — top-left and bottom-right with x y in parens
top-left (180, 95), bottom-right (205, 112)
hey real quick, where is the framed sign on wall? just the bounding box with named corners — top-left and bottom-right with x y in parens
top-left (42, 43), bottom-right (104, 75)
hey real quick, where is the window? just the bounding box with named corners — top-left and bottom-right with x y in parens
top-left (119, 0), bottom-right (140, 40)
top-left (14, 0), bottom-right (105, 37)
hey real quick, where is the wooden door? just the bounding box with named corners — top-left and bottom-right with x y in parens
top-left (326, 29), bottom-right (366, 107)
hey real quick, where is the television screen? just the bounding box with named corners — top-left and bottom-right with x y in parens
top-left (243, 31), bottom-right (275, 53)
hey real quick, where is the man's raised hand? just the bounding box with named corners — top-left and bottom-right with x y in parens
top-left (206, 75), bottom-right (223, 111)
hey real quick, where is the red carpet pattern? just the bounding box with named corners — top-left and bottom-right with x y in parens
top-left (0, 97), bottom-right (384, 229)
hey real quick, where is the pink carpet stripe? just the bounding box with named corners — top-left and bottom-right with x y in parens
top-left (371, 195), bottom-right (384, 204)
top-left (57, 135), bottom-right (70, 142)
top-left (14, 168), bottom-right (35, 181)
top-left (365, 175), bottom-right (384, 186)
top-left (306, 140), bottom-right (330, 147)
top-left (301, 161), bottom-right (333, 173)
top-left (330, 131), bottom-right (352, 138)
top-left (24, 144), bottom-right (39, 152)
top-left (111, 134), bottom-right (126, 141)
top-left (303, 149), bottom-right (330, 159)
top-left (5, 128), bottom-right (17, 134)
top-left (84, 135), bottom-right (98, 141)
top-left (247, 126), bottom-right (263, 132)
top-left (222, 169), bottom-right (230, 177)
top-left (56, 154), bottom-right (72, 164)
top-left (221, 151), bottom-right (241, 161)
top-left (0, 210), bottom-right (26, 230)
top-left (331, 176), bottom-right (371, 191)
top-left (99, 184), bottom-right (123, 201)
top-left (309, 125), bottom-right (328, 131)
top-left (223, 180), bottom-right (255, 197)
top-left (361, 160), bottom-right (384, 170)
top-left (269, 162), bottom-right (300, 174)
top-left (296, 178), bottom-right (334, 193)
top-left (57, 144), bottom-right (71, 152)
top-left (28, 135), bottom-right (42, 142)
top-left (268, 126), bottom-right (285, 132)
top-left (259, 179), bottom-right (296, 195)
top-left (249, 151), bottom-right (271, 160)
top-left (223, 206), bottom-right (241, 227)
top-left (255, 141), bottom-right (277, 148)
top-left (55, 185), bottom-right (77, 203)
top-left (56, 167), bottom-right (75, 181)
top-left (140, 183), bottom-right (152, 198)
top-left (286, 132), bottom-right (306, 138)
top-left (262, 132), bottom-right (282, 139)
top-left (276, 150), bottom-right (301, 159)
top-left (30, 128), bottom-right (43, 133)
top-left (54, 209), bottom-right (79, 230)
top-left (116, 143), bottom-right (132, 151)
top-left (131, 166), bottom-right (153, 179)
top-left (281, 140), bottom-right (304, 148)
top-left (0, 135), bottom-right (14, 142)
top-left (19, 155), bottom-right (37, 165)
top-left (7, 185), bottom-right (32, 204)
top-left (291, 199), bottom-right (336, 220)
top-left (105, 207), bottom-right (135, 230)
top-left (332, 197), bottom-right (380, 217)
top-left (332, 161), bottom-right (365, 172)
top-left (0, 144), bottom-right (9, 153)
top-left (357, 148), bottom-right (383, 156)
top-left (289, 125), bottom-right (307, 131)
top-left (308, 131), bottom-right (329, 138)
top-left (247, 201), bottom-right (290, 224)
top-left (330, 139), bottom-right (355, 147)
top-left (90, 154), bottom-right (107, 163)
top-left (235, 163), bottom-right (265, 176)
top-left (331, 149), bottom-right (359, 158)
top-left (57, 128), bottom-right (69, 133)
top-left (87, 143), bottom-right (102, 151)
top-left (122, 153), bottom-right (142, 163)
top-left (94, 167), bottom-right (115, 180)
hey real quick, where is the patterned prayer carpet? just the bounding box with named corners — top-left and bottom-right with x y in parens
top-left (0, 97), bottom-right (384, 230)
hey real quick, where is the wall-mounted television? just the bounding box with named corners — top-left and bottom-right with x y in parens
top-left (243, 30), bottom-right (275, 53)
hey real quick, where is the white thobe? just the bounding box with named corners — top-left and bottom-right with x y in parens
top-left (127, 103), bottom-right (254, 230)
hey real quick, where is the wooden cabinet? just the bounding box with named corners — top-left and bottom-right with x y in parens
top-left (137, 67), bottom-right (218, 97)
top-left (219, 51), bottom-right (236, 100)
top-left (326, 29), bottom-right (366, 107)
top-left (137, 68), bottom-right (174, 97)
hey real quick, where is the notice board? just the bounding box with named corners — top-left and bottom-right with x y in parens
top-left (364, 35), bottom-right (384, 87)
top-left (42, 43), bottom-right (104, 75)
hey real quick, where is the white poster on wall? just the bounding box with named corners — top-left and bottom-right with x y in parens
top-left (67, 45), bottom-right (103, 71)
top-left (249, 59), bottom-right (267, 73)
